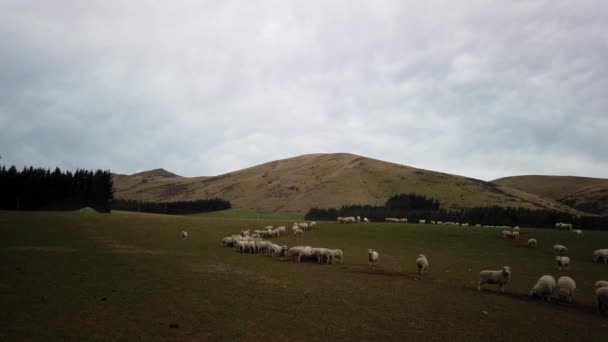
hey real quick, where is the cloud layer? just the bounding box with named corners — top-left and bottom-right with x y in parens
top-left (1, 1), bottom-right (607, 180)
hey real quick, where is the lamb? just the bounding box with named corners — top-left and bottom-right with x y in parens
top-left (331, 249), bottom-right (343, 263)
top-left (593, 249), bottom-right (608, 264)
top-left (293, 228), bottom-right (304, 236)
top-left (530, 275), bottom-right (556, 301)
top-left (553, 244), bottom-right (568, 255)
top-left (478, 266), bottom-right (511, 292)
top-left (368, 249), bottom-right (379, 267)
top-left (573, 229), bottom-right (584, 238)
top-left (595, 280), bottom-right (608, 290)
top-left (597, 287), bottom-right (608, 315)
top-left (416, 254), bottom-right (429, 276)
top-left (502, 231), bottom-right (513, 239)
top-left (556, 276), bottom-right (576, 303)
top-left (555, 256), bottom-right (571, 271)
top-left (527, 238), bottom-right (537, 248)
top-left (512, 231), bottom-right (520, 240)
top-left (181, 231), bottom-right (188, 239)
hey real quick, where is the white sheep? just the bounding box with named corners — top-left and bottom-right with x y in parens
top-left (310, 221), bottom-right (317, 228)
top-left (527, 238), bottom-right (537, 248)
top-left (553, 244), bottom-right (568, 255)
top-left (502, 231), bottom-right (513, 239)
top-left (593, 249), bottom-right (608, 264)
top-left (419, 219), bottom-right (426, 224)
top-left (595, 280), bottom-right (608, 290)
top-left (277, 226), bottom-right (286, 236)
top-left (573, 229), bottom-right (584, 238)
top-left (555, 256), bottom-right (571, 271)
top-left (368, 249), bottom-right (379, 267)
top-left (294, 228), bottom-right (304, 236)
top-left (236, 240), bottom-right (247, 253)
top-left (513, 226), bottom-right (520, 232)
top-left (181, 231), bottom-right (188, 239)
top-left (269, 243), bottom-right (282, 257)
top-left (478, 266), bottom-right (511, 292)
top-left (416, 254), bottom-right (429, 276)
top-left (512, 231), bottom-right (520, 240)
top-left (331, 249), bottom-right (343, 263)
top-left (556, 276), bottom-right (576, 303)
top-left (356, 216), bottom-right (361, 222)
top-left (363, 217), bottom-right (369, 223)
top-left (530, 275), bottom-right (556, 301)
top-left (597, 287), bottom-right (608, 315)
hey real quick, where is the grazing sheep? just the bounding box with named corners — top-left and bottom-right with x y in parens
top-left (181, 231), bottom-right (188, 239)
top-left (277, 226), bottom-right (286, 236)
top-left (530, 275), bottom-right (556, 301)
top-left (527, 238), bottom-right (537, 248)
top-left (368, 249), bottom-right (379, 267)
top-left (512, 231), bottom-right (520, 240)
top-left (294, 228), bottom-right (304, 236)
top-left (597, 287), bottom-right (608, 315)
top-left (337, 217), bottom-right (345, 224)
top-left (555, 222), bottom-right (573, 230)
top-left (399, 218), bottom-right (408, 223)
top-left (502, 231), bottom-right (513, 239)
top-left (363, 217), bottom-right (369, 223)
top-left (478, 266), bottom-right (511, 292)
top-left (555, 256), bottom-right (571, 271)
top-left (556, 276), bottom-right (576, 303)
top-left (573, 229), bottom-right (584, 238)
top-left (356, 216), bottom-right (361, 222)
top-left (236, 240), bottom-right (247, 253)
top-left (298, 222), bottom-right (309, 230)
top-left (593, 249), bottom-right (608, 264)
top-left (513, 226), bottom-right (520, 232)
top-left (269, 243), bottom-right (281, 257)
top-left (416, 254), bottom-right (429, 276)
top-left (553, 244), bottom-right (568, 255)
top-left (222, 236), bottom-right (233, 247)
top-left (419, 219), bottom-right (426, 224)
top-left (310, 221), bottom-right (317, 228)
top-left (241, 229), bottom-right (250, 237)
top-left (331, 249), bottom-right (343, 263)
top-left (595, 280), bottom-right (608, 290)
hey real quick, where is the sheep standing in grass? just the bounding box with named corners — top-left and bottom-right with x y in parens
top-left (502, 231), bottom-right (513, 239)
top-left (527, 238), bottom-right (537, 248)
top-left (478, 266), bottom-right (511, 292)
top-left (556, 276), bottom-right (576, 303)
top-left (530, 275), bottom-right (556, 301)
top-left (597, 287), bottom-right (608, 315)
top-left (368, 249), bottom-right (379, 267)
top-left (416, 254), bottom-right (429, 276)
top-left (555, 256), bottom-right (571, 271)
top-left (277, 226), bottom-right (286, 236)
top-left (595, 280), bottom-right (608, 290)
top-left (512, 231), bottom-right (520, 240)
top-left (181, 231), bottom-right (188, 239)
top-left (593, 249), bottom-right (608, 264)
top-left (573, 229), bottom-right (584, 238)
top-left (363, 217), bottom-right (369, 223)
top-left (294, 228), bottom-right (304, 236)
top-left (553, 244), bottom-right (568, 255)
top-left (513, 226), bottom-right (520, 232)
top-left (332, 249), bottom-right (343, 263)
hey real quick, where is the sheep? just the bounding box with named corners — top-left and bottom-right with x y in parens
top-left (368, 249), bottom-right (379, 267)
top-left (513, 226), bottom-right (520, 231)
top-left (419, 219), bottom-right (426, 224)
top-left (416, 254), bottom-right (429, 276)
top-left (555, 222), bottom-right (573, 230)
top-left (530, 275), bottom-right (556, 301)
top-left (181, 231), bottom-right (188, 240)
top-left (597, 287), bottom-right (608, 315)
top-left (241, 229), bottom-right (250, 237)
top-left (269, 243), bottom-right (282, 257)
top-left (363, 217), bottom-right (369, 223)
top-left (512, 231), bottom-right (520, 240)
top-left (555, 256), bottom-right (571, 271)
top-left (293, 228), bottom-right (304, 236)
top-left (556, 276), bottom-right (576, 303)
top-left (310, 221), bottom-right (317, 228)
top-left (553, 244), bottom-right (568, 255)
top-left (356, 216), bottom-right (361, 222)
top-left (461, 223), bottom-right (469, 227)
top-left (236, 240), bottom-right (247, 253)
top-left (264, 225), bottom-right (274, 230)
top-left (277, 226), bottom-right (286, 236)
top-left (222, 236), bottom-right (233, 247)
top-left (337, 217), bottom-right (345, 224)
top-left (502, 231), bottom-right (513, 239)
top-left (331, 249), bottom-right (343, 263)
top-left (313, 248), bottom-right (333, 264)
top-left (593, 249), bottom-right (608, 264)
top-left (399, 218), bottom-right (408, 223)
top-left (527, 238), bottom-right (537, 248)
top-left (478, 266), bottom-right (511, 292)
top-left (595, 280), bottom-right (608, 290)
top-left (573, 229), bottom-right (584, 238)
top-left (298, 222), bottom-right (309, 230)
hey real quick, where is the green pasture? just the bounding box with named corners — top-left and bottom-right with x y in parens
top-left (1, 210), bottom-right (607, 341)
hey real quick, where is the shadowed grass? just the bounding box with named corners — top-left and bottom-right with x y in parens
top-left (189, 208), bottom-right (304, 221)
top-left (1, 210), bottom-right (607, 341)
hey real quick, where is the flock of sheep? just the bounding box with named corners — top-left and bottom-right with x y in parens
top-left (212, 217), bottom-right (608, 316)
top-left (490, 224), bottom-right (608, 314)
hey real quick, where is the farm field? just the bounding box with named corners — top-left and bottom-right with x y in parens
top-left (191, 208), bottom-right (304, 221)
top-left (1, 210), bottom-right (608, 341)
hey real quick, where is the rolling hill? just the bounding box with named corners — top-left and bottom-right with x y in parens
top-left (112, 153), bottom-right (585, 215)
top-left (493, 175), bottom-right (608, 215)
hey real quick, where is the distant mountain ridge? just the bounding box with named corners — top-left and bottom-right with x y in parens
top-left (112, 153), bottom-right (591, 215)
top-left (493, 175), bottom-right (608, 215)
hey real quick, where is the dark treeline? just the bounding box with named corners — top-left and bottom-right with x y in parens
top-left (0, 165), bottom-right (113, 213)
top-left (304, 193), bottom-right (608, 230)
top-left (112, 198), bottom-right (231, 215)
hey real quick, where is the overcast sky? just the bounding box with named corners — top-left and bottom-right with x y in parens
top-left (1, 1), bottom-right (607, 181)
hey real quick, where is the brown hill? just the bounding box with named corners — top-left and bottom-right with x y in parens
top-left (112, 153), bottom-right (583, 214)
top-left (493, 175), bottom-right (608, 215)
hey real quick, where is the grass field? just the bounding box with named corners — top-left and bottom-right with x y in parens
top-left (191, 208), bottom-right (304, 221)
top-left (1, 210), bottom-right (608, 341)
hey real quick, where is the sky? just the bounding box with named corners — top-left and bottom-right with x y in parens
top-left (1, 1), bottom-right (607, 181)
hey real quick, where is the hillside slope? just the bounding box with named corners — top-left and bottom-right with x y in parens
top-left (493, 175), bottom-right (608, 215)
top-left (113, 153), bottom-right (583, 214)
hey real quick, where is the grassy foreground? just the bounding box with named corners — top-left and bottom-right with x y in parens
top-left (1, 210), bottom-right (608, 341)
